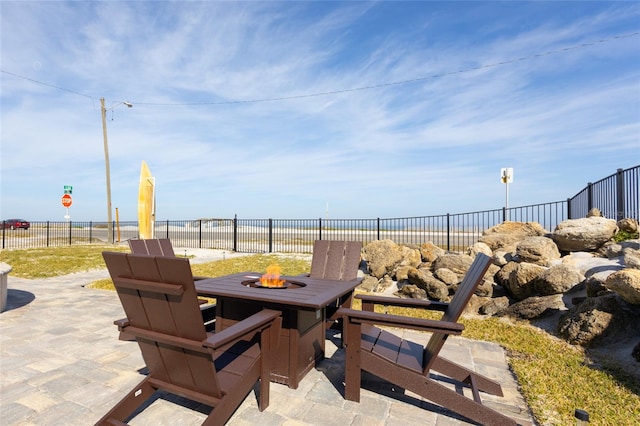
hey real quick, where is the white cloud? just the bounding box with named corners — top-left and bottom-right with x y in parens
top-left (1, 1), bottom-right (638, 221)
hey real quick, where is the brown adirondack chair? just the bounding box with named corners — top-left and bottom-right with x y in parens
top-left (129, 238), bottom-right (215, 328)
top-left (308, 240), bottom-right (362, 330)
top-left (99, 252), bottom-right (282, 426)
top-left (339, 253), bottom-right (518, 426)
top-left (129, 238), bottom-right (175, 256)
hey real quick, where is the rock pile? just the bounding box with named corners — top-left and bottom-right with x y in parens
top-left (358, 215), bottom-right (640, 364)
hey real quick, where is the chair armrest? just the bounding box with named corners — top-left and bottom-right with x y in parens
top-left (338, 308), bottom-right (464, 335)
top-left (356, 294), bottom-right (448, 312)
top-left (203, 309), bottom-right (282, 350)
top-left (114, 318), bottom-right (130, 328)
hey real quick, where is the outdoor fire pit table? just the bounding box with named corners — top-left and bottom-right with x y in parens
top-left (196, 272), bottom-right (361, 389)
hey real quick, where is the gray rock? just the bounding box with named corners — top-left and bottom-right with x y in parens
top-left (394, 265), bottom-right (413, 281)
top-left (558, 294), bottom-right (640, 347)
top-left (375, 275), bottom-right (395, 293)
top-left (419, 242), bottom-right (445, 263)
top-left (398, 245), bottom-right (422, 269)
top-left (585, 275), bottom-right (612, 298)
top-left (466, 242), bottom-right (493, 258)
top-left (394, 284), bottom-right (427, 300)
top-left (434, 268), bottom-right (459, 288)
top-left (479, 296), bottom-right (510, 316)
top-left (552, 217), bottom-right (618, 252)
top-left (516, 236), bottom-right (561, 266)
top-left (501, 262), bottom-right (547, 301)
top-left (479, 221), bottom-right (547, 251)
top-left (535, 264), bottom-right (584, 295)
top-left (605, 269), bottom-right (640, 305)
top-left (587, 207), bottom-right (603, 217)
top-left (622, 239), bottom-right (640, 270)
top-left (499, 295), bottom-right (565, 320)
top-left (475, 278), bottom-right (495, 298)
top-left (407, 268), bottom-right (449, 302)
top-left (358, 275), bottom-right (381, 292)
top-left (363, 239), bottom-right (404, 279)
top-left (617, 218), bottom-right (639, 233)
top-left (432, 254), bottom-right (474, 276)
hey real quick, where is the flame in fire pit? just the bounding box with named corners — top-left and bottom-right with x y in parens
top-left (260, 264), bottom-right (285, 288)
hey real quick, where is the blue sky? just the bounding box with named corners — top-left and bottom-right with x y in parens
top-left (1, 1), bottom-right (639, 222)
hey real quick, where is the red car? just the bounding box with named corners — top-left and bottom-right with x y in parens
top-left (2, 219), bottom-right (30, 230)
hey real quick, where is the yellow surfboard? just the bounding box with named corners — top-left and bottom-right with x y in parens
top-left (137, 161), bottom-right (155, 239)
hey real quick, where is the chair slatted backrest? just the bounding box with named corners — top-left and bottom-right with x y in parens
top-left (422, 253), bottom-right (493, 375)
top-left (102, 252), bottom-right (222, 398)
top-left (310, 240), bottom-right (362, 281)
top-left (129, 239), bottom-right (176, 257)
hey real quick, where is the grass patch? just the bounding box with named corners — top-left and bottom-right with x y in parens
top-left (0, 245), bottom-right (128, 278)
top-left (364, 302), bottom-right (640, 424)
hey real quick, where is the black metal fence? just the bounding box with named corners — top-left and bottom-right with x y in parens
top-left (2, 166), bottom-right (638, 253)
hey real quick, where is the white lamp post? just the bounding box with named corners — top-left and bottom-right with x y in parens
top-left (101, 97), bottom-right (132, 243)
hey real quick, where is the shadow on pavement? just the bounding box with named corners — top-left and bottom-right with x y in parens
top-left (3, 289), bottom-right (35, 311)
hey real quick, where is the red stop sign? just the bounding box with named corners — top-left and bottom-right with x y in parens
top-left (61, 194), bottom-right (72, 207)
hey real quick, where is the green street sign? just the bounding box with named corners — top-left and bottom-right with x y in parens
top-left (64, 185), bottom-right (73, 194)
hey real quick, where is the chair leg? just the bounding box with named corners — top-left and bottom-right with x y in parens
top-left (432, 356), bottom-right (504, 397)
top-left (343, 322), bottom-right (362, 402)
top-left (365, 358), bottom-right (516, 426)
top-left (95, 377), bottom-right (156, 425)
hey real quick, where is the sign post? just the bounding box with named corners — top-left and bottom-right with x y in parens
top-left (61, 193), bottom-right (72, 221)
top-left (500, 168), bottom-right (514, 220)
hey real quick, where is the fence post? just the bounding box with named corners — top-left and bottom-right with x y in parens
top-left (567, 198), bottom-right (572, 220)
top-left (233, 215), bottom-right (238, 252)
top-left (616, 168), bottom-right (625, 220)
top-left (268, 219), bottom-right (273, 253)
top-left (502, 207), bottom-right (507, 223)
top-left (318, 218), bottom-right (322, 241)
top-left (377, 218), bottom-right (380, 241)
top-left (587, 182), bottom-right (593, 212)
top-left (446, 213), bottom-right (451, 252)
top-left (69, 221), bottom-right (73, 245)
top-left (166, 220), bottom-right (170, 239)
top-left (1, 222), bottom-right (4, 249)
top-left (46, 221), bottom-right (50, 247)
top-left (198, 220), bottom-right (203, 249)
top-left (89, 221), bottom-right (93, 242)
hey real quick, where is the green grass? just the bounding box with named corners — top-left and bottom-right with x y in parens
top-left (3, 246), bottom-right (639, 425)
top-left (0, 245), bottom-right (129, 278)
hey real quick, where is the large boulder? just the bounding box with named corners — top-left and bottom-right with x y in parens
top-left (617, 218), bottom-right (639, 233)
top-left (622, 240), bottom-right (640, 270)
top-left (363, 239), bottom-right (404, 279)
top-left (466, 242), bottom-right (493, 258)
top-left (604, 269), bottom-right (640, 305)
top-left (419, 242), bottom-right (445, 263)
top-left (536, 264), bottom-right (584, 295)
top-left (478, 221), bottom-right (547, 251)
top-left (499, 295), bottom-right (565, 320)
top-left (432, 254), bottom-right (473, 276)
top-left (552, 217), bottom-right (618, 252)
top-left (499, 261), bottom-right (547, 301)
top-left (558, 294), bottom-right (640, 347)
top-left (398, 245), bottom-right (422, 270)
top-left (516, 236), bottom-right (561, 266)
top-left (395, 284), bottom-right (427, 300)
top-left (407, 268), bottom-right (449, 301)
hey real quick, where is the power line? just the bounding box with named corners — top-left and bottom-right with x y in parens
top-left (132, 31), bottom-right (640, 106)
top-left (0, 69), bottom-right (94, 100)
top-left (2, 31), bottom-right (638, 106)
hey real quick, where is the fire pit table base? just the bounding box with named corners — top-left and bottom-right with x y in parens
top-left (216, 298), bottom-right (324, 389)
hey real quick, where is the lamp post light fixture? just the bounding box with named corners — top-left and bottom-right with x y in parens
top-left (101, 97), bottom-right (132, 244)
